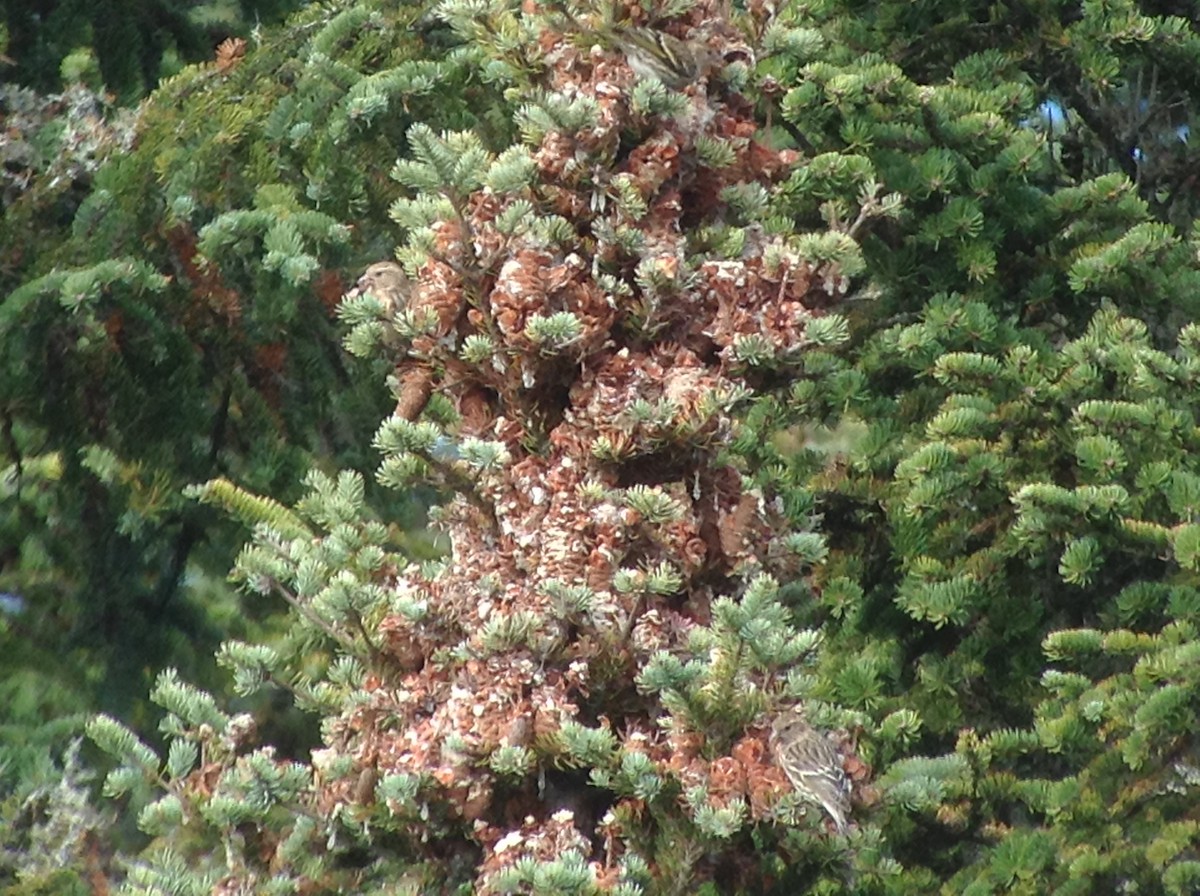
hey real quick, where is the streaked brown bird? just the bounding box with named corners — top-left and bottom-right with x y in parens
top-left (347, 261), bottom-right (431, 421)
top-left (770, 706), bottom-right (852, 834)
top-left (347, 261), bottom-right (411, 317)
top-left (611, 26), bottom-right (716, 89)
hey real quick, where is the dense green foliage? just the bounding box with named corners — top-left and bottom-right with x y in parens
top-left (2, 0), bottom-right (1199, 892)
top-left (0, 1), bottom-right (460, 870)
top-left (0, 0), bottom-right (307, 99)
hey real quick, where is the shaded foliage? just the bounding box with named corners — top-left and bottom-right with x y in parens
top-left (0, 0), bottom-right (1195, 892)
top-left (0, 0), bottom-right (469, 813)
top-left (0, 0), bottom-right (307, 100)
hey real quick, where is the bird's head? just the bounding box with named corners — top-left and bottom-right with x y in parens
top-left (769, 704), bottom-right (809, 739)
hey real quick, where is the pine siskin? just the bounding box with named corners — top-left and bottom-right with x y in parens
top-left (347, 261), bottom-right (411, 317)
top-left (610, 26), bottom-right (715, 89)
top-left (770, 707), bottom-right (852, 834)
top-left (353, 765), bottom-right (379, 805)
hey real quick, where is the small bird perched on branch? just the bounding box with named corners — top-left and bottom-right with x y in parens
top-left (610, 26), bottom-right (716, 89)
top-left (770, 706), bottom-right (852, 834)
top-left (542, 0), bottom-right (750, 90)
top-left (347, 261), bottom-right (411, 317)
top-left (346, 260), bottom-right (432, 421)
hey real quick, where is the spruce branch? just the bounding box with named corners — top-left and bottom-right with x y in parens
top-left (271, 579), bottom-right (363, 658)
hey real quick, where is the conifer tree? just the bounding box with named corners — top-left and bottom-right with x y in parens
top-left (81, 0), bottom-right (1200, 893)
top-left (734, 0), bottom-right (1200, 890)
top-left (0, 0), bottom-right (308, 99)
top-left (1, 0), bottom-right (473, 855)
top-left (91, 0), bottom-right (899, 890)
